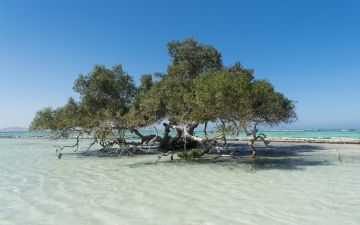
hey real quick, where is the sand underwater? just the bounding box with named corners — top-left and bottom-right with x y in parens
top-left (0, 137), bottom-right (359, 225)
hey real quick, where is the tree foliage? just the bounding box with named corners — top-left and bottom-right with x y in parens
top-left (73, 64), bottom-right (136, 117)
top-left (29, 37), bottom-right (297, 157)
top-left (161, 37), bottom-right (223, 125)
top-left (30, 64), bottom-right (137, 143)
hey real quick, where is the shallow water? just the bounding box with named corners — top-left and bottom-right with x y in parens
top-left (1, 138), bottom-right (359, 224)
top-left (1, 129), bottom-right (360, 139)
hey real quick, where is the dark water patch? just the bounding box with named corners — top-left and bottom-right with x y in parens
top-left (148, 143), bottom-right (333, 170)
top-left (52, 142), bottom-right (339, 171)
top-left (177, 155), bottom-right (332, 171)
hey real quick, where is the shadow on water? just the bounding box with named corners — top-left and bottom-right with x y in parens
top-left (60, 143), bottom-right (337, 171)
top-left (151, 143), bottom-right (334, 171)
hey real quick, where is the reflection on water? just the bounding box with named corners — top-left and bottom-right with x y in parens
top-left (0, 138), bottom-right (359, 224)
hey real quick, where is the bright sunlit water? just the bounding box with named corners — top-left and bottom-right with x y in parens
top-left (1, 138), bottom-right (359, 224)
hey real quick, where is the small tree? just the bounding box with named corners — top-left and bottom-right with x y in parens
top-left (194, 62), bottom-right (297, 157)
top-left (30, 64), bottom-right (137, 151)
top-left (242, 79), bottom-right (297, 157)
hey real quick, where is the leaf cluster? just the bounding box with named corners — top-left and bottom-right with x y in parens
top-left (29, 37), bottom-right (297, 146)
top-left (177, 148), bottom-right (204, 160)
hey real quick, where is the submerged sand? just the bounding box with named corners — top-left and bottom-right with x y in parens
top-left (236, 136), bottom-right (360, 144)
top-left (4, 134), bottom-right (360, 144)
top-left (1, 138), bottom-right (359, 224)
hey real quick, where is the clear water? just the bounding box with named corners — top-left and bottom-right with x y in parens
top-left (1, 138), bottom-right (359, 224)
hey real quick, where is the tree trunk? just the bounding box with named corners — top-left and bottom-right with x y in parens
top-left (246, 124), bottom-right (270, 158)
top-left (204, 122), bottom-right (208, 137)
top-left (220, 119), bottom-right (227, 145)
top-left (163, 124), bottom-right (204, 143)
top-left (159, 123), bottom-right (171, 150)
top-left (172, 128), bottom-right (183, 143)
top-left (188, 123), bottom-right (198, 136)
top-left (129, 126), bottom-right (160, 145)
top-left (249, 140), bottom-right (257, 158)
top-left (160, 123), bottom-right (220, 152)
top-left (159, 123), bottom-right (185, 150)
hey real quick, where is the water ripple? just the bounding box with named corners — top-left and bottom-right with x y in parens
top-left (1, 139), bottom-right (360, 224)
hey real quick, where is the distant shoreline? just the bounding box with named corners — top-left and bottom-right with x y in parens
top-left (237, 137), bottom-right (360, 144)
top-left (2, 135), bottom-right (360, 144)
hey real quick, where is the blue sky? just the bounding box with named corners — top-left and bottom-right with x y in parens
top-left (0, 0), bottom-right (359, 130)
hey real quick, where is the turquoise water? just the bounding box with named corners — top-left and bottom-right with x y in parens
top-left (258, 129), bottom-right (360, 139)
top-left (2, 129), bottom-right (360, 139)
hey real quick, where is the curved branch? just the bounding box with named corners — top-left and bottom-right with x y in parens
top-left (155, 151), bottom-right (174, 163)
top-left (54, 132), bottom-right (82, 157)
top-left (129, 125), bottom-right (161, 145)
top-left (147, 125), bottom-right (161, 149)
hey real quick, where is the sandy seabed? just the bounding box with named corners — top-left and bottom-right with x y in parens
top-left (0, 138), bottom-right (359, 225)
top-left (4, 134), bottom-right (360, 144)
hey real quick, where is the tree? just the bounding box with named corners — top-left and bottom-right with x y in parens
top-left (242, 79), bottom-right (297, 157)
top-left (194, 62), bottom-right (297, 157)
top-left (30, 37), bottom-right (297, 159)
top-left (166, 37), bottom-right (222, 79)
top-left (194, 62), bottom-right (254, 139)
top-left (163, 37), bottom-right (222, 125)
top-left (73, 64), bottom-right (136, 116)
top-left (30, 64), bottom-right (138, 151)
top-left (129, 37), bottom-right (224, 150)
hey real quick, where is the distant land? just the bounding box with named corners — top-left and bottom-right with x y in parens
top-left (0, 127), bottom-right (28, 132)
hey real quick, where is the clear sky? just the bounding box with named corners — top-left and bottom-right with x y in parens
top-left (0, 0), bottom-right (359, 130)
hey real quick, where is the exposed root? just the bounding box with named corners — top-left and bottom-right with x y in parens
top-left (155, 151), bottom-right (173, 163)
top-left (336, 148), bottom-right (342, 162)
top-left (250, 151), bottom-right (257, 158)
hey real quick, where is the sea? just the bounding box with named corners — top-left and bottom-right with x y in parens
top-left (1, 130), bottom-right (359, 224)
top-left (1, 129), bottom-right (360, 139)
